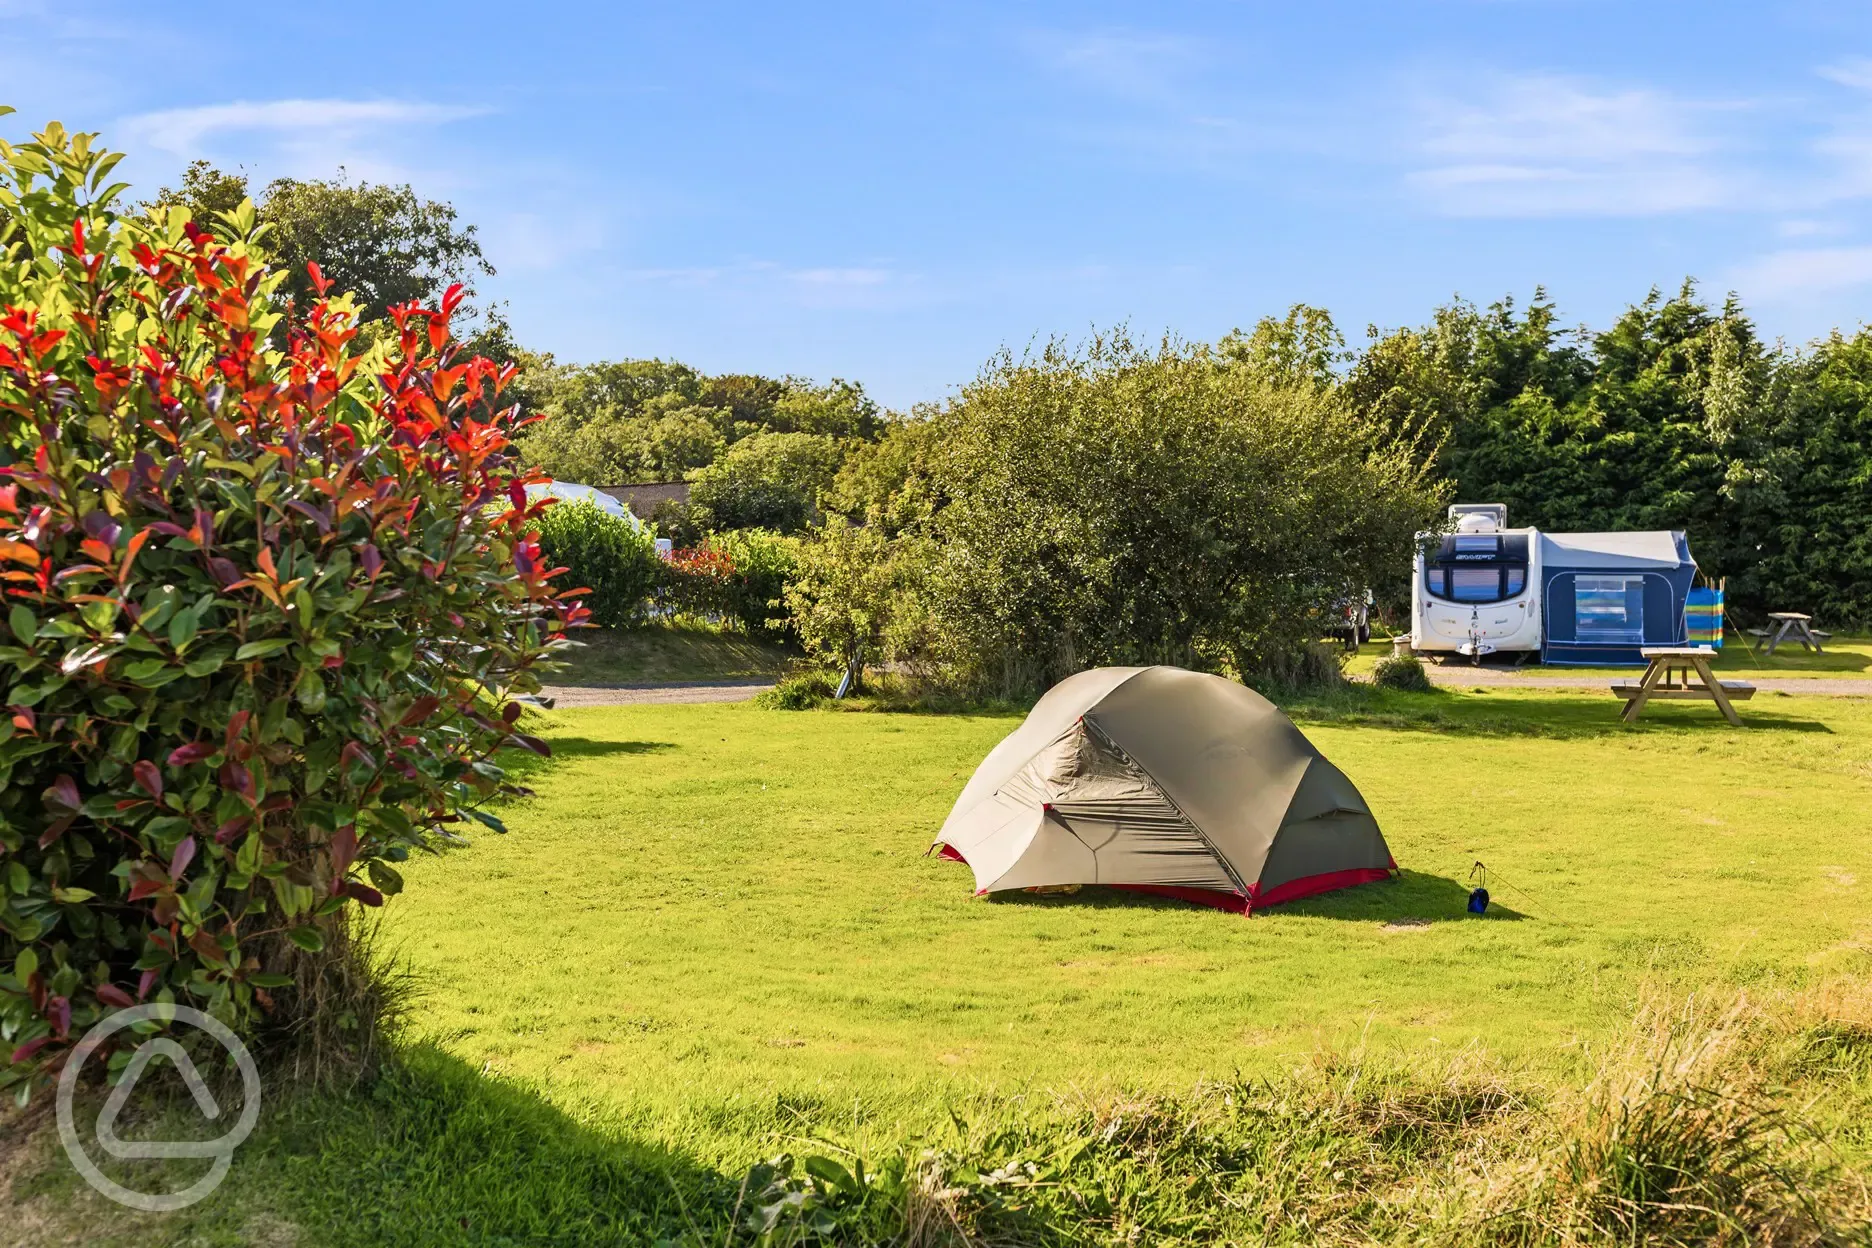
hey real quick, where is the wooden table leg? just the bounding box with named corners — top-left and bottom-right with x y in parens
top-left (1622, 658), bottom-right (1668, 722)
top-left (1802, 623), bottom-right (1824, 653)
top-left (1693, 655), bottom-right (1741, 725)
top-left (1763, 621), bottom-right (1783, 656)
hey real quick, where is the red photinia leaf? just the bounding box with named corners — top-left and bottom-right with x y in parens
top-left (126, 876), bottom-right (165, 902)
top-left (9, 1036), bottom-right (53, 1065)
top-left (95, 984), bottom-right (134, 1009)
top-left (341, 880), bottom-right (385, 907)
top-left (398, 696), bottom-right (441, 727)
top-left (501, 701), bottom-right (523, 725)
top-left (307, 261), bottom-right (332, 296)
top-left (168, 836), bottom-right (196, 881)
top-left (168, 742), bottom-right (214, 766)
top-left (225, 709), bottom-right (252, 746)
top-left (137, 970), bottom-right (159, 1001)
top-left (187, 929), bottom-right (225, 964)
top-left (218, 760), bottom-right (255, 801)
top-left (507, 732), bottom-right (551, 757)
top-left (10, 706), bottom-right (34, 733)
top-left (132, 759), bottom-right (162, 800)
top-left (48, 996), bottom-right (71, 1039)
top-left (42, 774), bottom-right (80, 812)
top-left (213, 815), bottom-right (251, 844)
top-left (330, 825), bottom-right (358, 878)
top-left (339, 741), bottom-right (376, 770)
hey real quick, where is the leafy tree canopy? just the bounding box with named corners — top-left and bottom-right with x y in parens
top-left (150, 160), bottom-right (493, 323)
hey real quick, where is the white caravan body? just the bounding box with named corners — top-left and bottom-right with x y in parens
top-left (1410, 504), bottom-right (1543, 659)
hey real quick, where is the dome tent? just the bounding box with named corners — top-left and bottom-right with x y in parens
top-left (934, 667), bottom-right (1395, 913)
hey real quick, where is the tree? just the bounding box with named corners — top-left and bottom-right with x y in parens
top-left (150, 163), bottom-right (493, 323)
top-left (686, 432), bottom-right (848, 533)
top-left (784, 519), bottom-right (901, 693)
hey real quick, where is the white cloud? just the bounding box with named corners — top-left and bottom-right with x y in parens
top-left (787, 267), bottom-right (892, 287)
top-left (1406, 73), bottom-right (1741, 216)
top-left (1731, 245), bottom-right (1872, 300)
top-left (1818, 58), bottom-right (1872, 92)
top-left (119, 98), bottom-right (485, 157)
top-left (1036, 29), bottom-right (1208, 105)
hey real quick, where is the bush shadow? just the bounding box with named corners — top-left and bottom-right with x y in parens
top-left (497, 737), bottom-right (675, 787)
top-left (179, 1045), bottom-right (742, 1246)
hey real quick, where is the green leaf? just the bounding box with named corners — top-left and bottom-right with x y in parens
top-left (8, 605), bottom-right (36, 646)
top-left (462, 808), bottom-right (508, 834)
top-left (248, 972), bottom-right (294, 988)
top-left (51, 886), bottom-right (97, 904)
top-left (365, 860), bottom-right (404, 896)
top-left (168, 609), bottom-right (199, 651)
top-left (235, 638), bottom-right (294, 661)
top-left (183, 650), bottom-right (230, 677)
top-left (14, 948), bottom-right (37, 981)
top-left (285, 926), bottom-right (325, 953)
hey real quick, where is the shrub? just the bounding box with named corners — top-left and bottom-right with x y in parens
top-left (754, 668), bottom-right (838, 710)
top-left (665, 529), bottom-right (798, 642)
top-left (532, 500), bottom-right (661, 628)
top-left (1371, 655), bottom-right (1434, 692)
top-left (923, 330), bottom-right (1446, 697)
top-left (0, 119), bottom-right (584, 1098)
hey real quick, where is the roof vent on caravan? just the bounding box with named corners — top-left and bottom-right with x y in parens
top-left (1448, 503), bottom-right (1507, 532)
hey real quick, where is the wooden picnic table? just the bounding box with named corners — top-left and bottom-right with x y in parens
top-left (1612, 647), bottom-right (1755, 726)
top-left (1756, 612), bottom-right (1828, 656)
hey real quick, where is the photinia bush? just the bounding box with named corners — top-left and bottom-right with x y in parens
top-left (0, 116), bottom-right (587, 1099)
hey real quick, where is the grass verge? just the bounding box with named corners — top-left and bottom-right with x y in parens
top-left (547, 621), bottom-right (792, 686)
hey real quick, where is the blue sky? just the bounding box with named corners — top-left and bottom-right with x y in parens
top-left (5, 2), bottom-right (1872, 408)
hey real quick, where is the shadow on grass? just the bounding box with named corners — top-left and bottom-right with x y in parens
top-left (34, 1046), bottom-right (747, 1247)
top-left (1281, 687), bottom-right (1836, 740)
top-left (497, 737), bottom-right (676, 788)
top-left (980, 870), bottom-right (1525, 923)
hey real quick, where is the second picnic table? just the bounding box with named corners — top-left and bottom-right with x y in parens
top-left (1754, 612), bottom-right (1829, 656)
top-left (1613, 647), bottom-right (1755, 726)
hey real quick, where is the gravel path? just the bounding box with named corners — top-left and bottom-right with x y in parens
top-left (539, 680), bottom-right (776, 707)
top-left (1416, 666), bottom-right (1872, 696)
top-left (538, 671), bottom-right (1872, 707)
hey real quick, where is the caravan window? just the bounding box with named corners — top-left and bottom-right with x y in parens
top-left (1505, 567), bottom-right (1526, 596)
top-left (1449, 567), bottom-right (1502, 601)
top-left (1575, 576), bottom-right (1644, 644)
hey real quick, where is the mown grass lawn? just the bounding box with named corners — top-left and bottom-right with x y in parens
top-left (379, 690), bottom-right (1871, 1124)
top-left (12, 686), bottom-right (1872, 1245)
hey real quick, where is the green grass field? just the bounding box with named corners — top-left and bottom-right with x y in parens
top-left (10, 685), bottom-right (1872, 1244)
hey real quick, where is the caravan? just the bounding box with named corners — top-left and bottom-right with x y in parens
top-left (1410, 504), bottom-right (1698, 665)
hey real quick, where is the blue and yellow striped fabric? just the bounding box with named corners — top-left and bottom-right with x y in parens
top-left (1686, 587), bottom-right (1723, 647)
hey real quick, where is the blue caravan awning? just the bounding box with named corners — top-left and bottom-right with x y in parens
top-left (1539, 532), bottom-right (1696, 666)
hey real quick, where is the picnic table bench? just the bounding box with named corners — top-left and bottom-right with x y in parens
top-left (1749, 613), bottom-right (1829, 655)
top-left (1612, 647), bottom-right (1754, 725)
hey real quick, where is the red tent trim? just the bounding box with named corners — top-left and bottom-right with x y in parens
top-left (931, 844), bottom-right (1395, 913)
top-left (1246, 864), bottom-right (1396, 910)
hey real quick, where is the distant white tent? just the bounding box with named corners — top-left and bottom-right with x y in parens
top-left (526, 481), bottom-right (646, 531)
